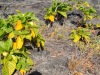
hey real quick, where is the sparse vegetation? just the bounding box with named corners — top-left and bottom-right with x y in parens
top-left (0, 0), bottom-right (100, 75)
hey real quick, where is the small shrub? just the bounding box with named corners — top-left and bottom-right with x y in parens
top-left (70, 27), bottom-right (91, 43)
top-left (72, 0), bottom-right (97, 27)
top-left (0, 11), bottom-right (45, 75)
top-left (69, 0), bottom-right (98, 43)
top-left (44, 0), bottom-right (72, 26)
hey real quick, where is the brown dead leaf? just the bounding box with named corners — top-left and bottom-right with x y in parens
top-left (49, 32), bottom-right (55, 38)
top-left (74, 71), bottom-right (84, 75)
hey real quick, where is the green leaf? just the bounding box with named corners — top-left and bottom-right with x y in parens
top-left (89, 7), bottom-right (96, 13)
top-left (2, 66), bottom-right (8, 75)
top-left (44, 14), bottom-right (50, 19)
top-left (24, 12), bottom-right (39, 21)
top-left (86, 32), bottom-right (91, 36)
top-left (70, 34), bottom-right (74, 39)
top-left (27, 57), bottom-right (33, 65)
top-left (0, 39), bottom-right (13, 52)
top-left (4, 28), bottom-right (13, 33)
top-left (5, 39), bottom-right (13, 51)
top-left (12, 55), bottom-right (17, 63)
top-left (0, 41), bottom-right (6, 50)
top-left (16, 60), bottom-right (22, 70)
top-left (57, 11), bottom-right (67, 18)
top-left (33, 28), bottom-right (39, 37)
top-left (0, 30), bottom-right (4, 36)
top-left (31, 15), bottom-right (39, 21)
top-left (13, 31), bottom-right (20, 35)
top-left (4, 60), bottom-right (16, 75)
top-left (19, 30), bottom-right (30, 35)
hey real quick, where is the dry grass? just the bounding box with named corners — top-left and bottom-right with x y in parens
top-left (68, 36), bottom-right (100, 74)
top-left (39, 24), bottom-right (100, 75)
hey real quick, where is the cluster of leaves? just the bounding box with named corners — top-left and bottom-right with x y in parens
top-left (44, 0), bottom-right (72, 26)
top-left (68, 0), bottom-right (99, 43)
top-left (0, 11), bottom-right (45, 75)
top-left (44, 0), bottom-right (99, 43)
top-left (70, 27), bottom-right (91, 43)
top-left (44, 0), bottom-right (98, 26)
top-left (72, 0), bottom-right (97, 21)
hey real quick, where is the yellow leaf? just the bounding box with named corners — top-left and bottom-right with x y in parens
top-left (88, 15), bottom-right (93, 20)
top-left (49, 15), bottom-right (55, 22)
top-left (36, 42), bottom-right (40, 47)
top-left (84, 36), bottom-right (90, 43)
top-left (15, 20), bottom-right (23, 31)
top-left (16, 36), bottom-right (23, 49)
top-left (85, 23), bottom-right (89, 28)
top-left (11, 55), bottom-right (17, 63)
top-left (50, 32), bottom-right (55, 38)
top-left (13, 42), bottom-right (17, 50)
top-left (29, 21), bottom-right (33, 26)
top-left (74, 34), bottom-right (80, 43)
top-left (84, 2), bottom-right (90, 7)
top-left (8, 32), bottom-right (15, 38)
top-left (3, 52), bottom-right (8, 57)
top-left (76, 6), bottom-right (79, 10)
top-left (29, 21), bottom-right (37, 26)
top-left (20, 69), bottom-right (26, 75)
top-left (96, 24), bottom-right (100, 28)
top-left (25, 34), bottom-right (32, 41)
top-left (30, 28), bottom-right (36, 38)
top-left (41, 41), bottom-right (45, 47)
top-left (16, 10), bottom-right (21, 13)
top-left (84, 16), bottom-right (86, 21)
top-left (74, 71), bottom-right (83, 75)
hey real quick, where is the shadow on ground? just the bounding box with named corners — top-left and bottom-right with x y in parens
top-left (29, 71), bottom-right (42, 75)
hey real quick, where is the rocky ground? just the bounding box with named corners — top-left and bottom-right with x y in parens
top-left (0, 0), bottom-right (100, 75)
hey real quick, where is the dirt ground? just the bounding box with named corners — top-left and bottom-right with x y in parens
top-left (0, 0), bottom-right (100, 75)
